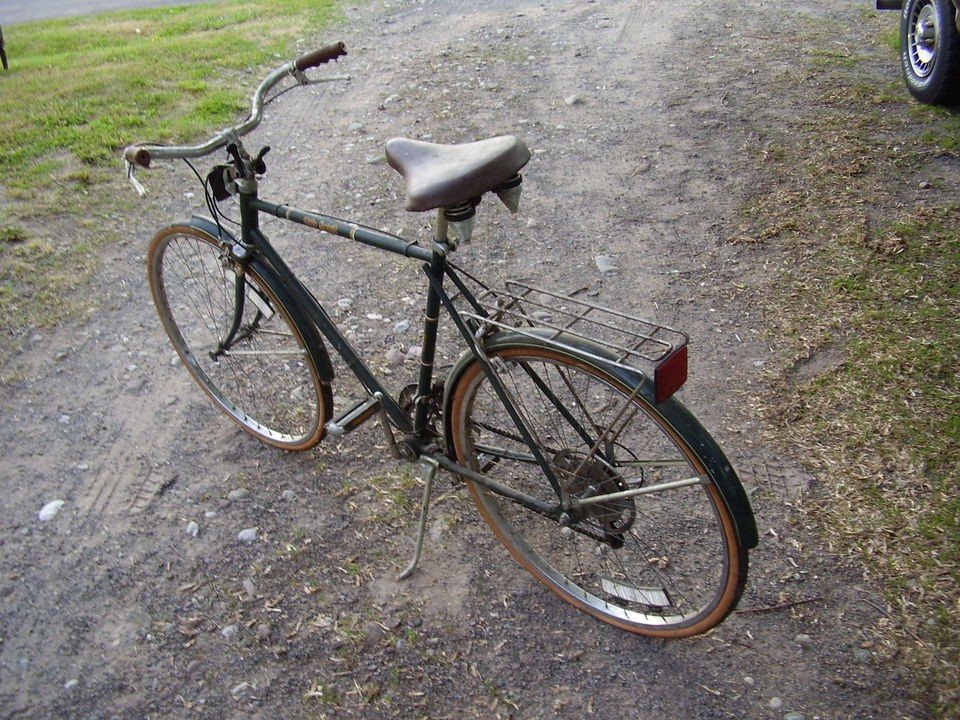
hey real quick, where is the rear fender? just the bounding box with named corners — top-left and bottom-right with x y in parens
top-left (443, 330), bottom-right (759, 549)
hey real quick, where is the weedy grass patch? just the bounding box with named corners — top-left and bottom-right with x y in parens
top-left (735, 8), bottom-right (960, 714)
top-left (0, 1), bottom-right (341, 363)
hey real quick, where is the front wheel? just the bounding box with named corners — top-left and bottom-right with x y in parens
top-left (901, 0), bottom-right (960, 105)
top-left (148, 223), bottom-right (332, 450)
top-left (446, 340), bottom-right (751, 637)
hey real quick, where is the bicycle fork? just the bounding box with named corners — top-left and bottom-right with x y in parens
top-left (208, 250), bottom-right (252, 360)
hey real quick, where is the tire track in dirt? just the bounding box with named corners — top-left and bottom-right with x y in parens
top-left (61, 315), bottom-right (196, 519)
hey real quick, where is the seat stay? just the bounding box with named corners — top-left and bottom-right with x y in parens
top-left (422, 262), bottom-right (569, 506)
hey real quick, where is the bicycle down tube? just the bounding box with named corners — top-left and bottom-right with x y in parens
top-left (245, 199), bottom-right (428, 434)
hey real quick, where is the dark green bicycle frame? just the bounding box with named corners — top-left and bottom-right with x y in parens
top-left (222, 186), bottom-right (568, 519)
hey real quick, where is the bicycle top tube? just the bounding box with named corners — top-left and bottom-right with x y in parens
top-left (252, 199), bottom-right (435, 264)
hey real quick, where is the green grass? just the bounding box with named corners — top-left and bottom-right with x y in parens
top-left (0, 2), bottom-right (339, 200)
top-left (735, 9), bottom-right (960, 714)
top-left (0, 1), bottom-right (341, 363)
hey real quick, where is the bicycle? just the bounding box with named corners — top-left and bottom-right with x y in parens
top-left (123, 42), bottom-right (758, 638)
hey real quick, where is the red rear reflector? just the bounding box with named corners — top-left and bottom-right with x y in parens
top-left (654, 345), bottom-right (688, 403)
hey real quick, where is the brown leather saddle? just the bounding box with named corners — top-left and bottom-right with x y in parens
top-left (385, 135), bottom-right (531, 212)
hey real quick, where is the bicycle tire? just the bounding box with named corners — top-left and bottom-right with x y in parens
top-left (148, 222), bottom-right (332, 450)
top-left (445, 335), bottom-right (751, 637)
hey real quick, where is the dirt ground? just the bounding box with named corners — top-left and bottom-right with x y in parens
top-left (0, 0), bottom-right (930, 718)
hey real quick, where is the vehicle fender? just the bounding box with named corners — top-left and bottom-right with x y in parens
top-left (187, 214), bottom-right (234, 244)
top-left (185, 215), bottom-right (335, 384)
top-left (443, 329), bottom-right (759, 549)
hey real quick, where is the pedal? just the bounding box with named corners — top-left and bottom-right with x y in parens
top-left (325, 396), bottom-right (381, 437)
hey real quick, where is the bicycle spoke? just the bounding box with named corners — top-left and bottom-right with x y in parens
top-left (448, 342), bottom-right (746, 636)
top-left (149, 226), bottom-right (327, 449)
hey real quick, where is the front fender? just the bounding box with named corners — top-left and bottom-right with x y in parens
top-left (184, 215), bottom-right (335, 385)
top-left (187, 214), bottom-right (235, 245)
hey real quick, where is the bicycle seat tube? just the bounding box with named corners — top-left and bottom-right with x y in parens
top-left (410, 218), bottom-right (450, 438)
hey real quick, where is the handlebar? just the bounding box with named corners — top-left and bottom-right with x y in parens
top-left (123, 42), bottom-right (347, 186)
top-left (295, 42), bottom-right (347, 71)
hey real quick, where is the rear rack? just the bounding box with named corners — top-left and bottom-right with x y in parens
top-left (461, 281), bottom-right (689, 401)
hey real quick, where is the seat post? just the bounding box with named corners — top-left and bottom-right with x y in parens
top-left (412, 210), bottom-right (450, 436)
top-left (434, 207), bottom-right (450, 248)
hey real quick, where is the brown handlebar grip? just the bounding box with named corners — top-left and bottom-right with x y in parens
top-left (123, 146), bottom-right (152, 168)
top-left (294, 42), bottom-right (347, 71)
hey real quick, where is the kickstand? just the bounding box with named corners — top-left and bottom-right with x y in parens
top-left (398, 457), bottom-right (439, 580)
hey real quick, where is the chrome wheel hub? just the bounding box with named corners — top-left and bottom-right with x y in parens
top-left (909, 3), bottom-right (939, 77)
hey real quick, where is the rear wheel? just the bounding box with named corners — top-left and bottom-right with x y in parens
top-left (148, 224), bottom-right (331, 450)
top-left (901, 0), bottom-right (960, 105)
top-left (446, 342), bottom-right (749, 637)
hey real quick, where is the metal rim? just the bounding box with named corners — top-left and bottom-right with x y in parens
top-left (449, 345), bottom-right (745, 636)
top-left (908, 1), bottom-right (940, 78)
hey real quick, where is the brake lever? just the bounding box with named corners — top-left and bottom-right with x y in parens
top-left (125, 160), bottom-right (147, 197)
top-left (295, 71), bottom-right (351, 86)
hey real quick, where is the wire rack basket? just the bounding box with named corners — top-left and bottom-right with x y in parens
top-left (461, 281), bottom-right (688, 384)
